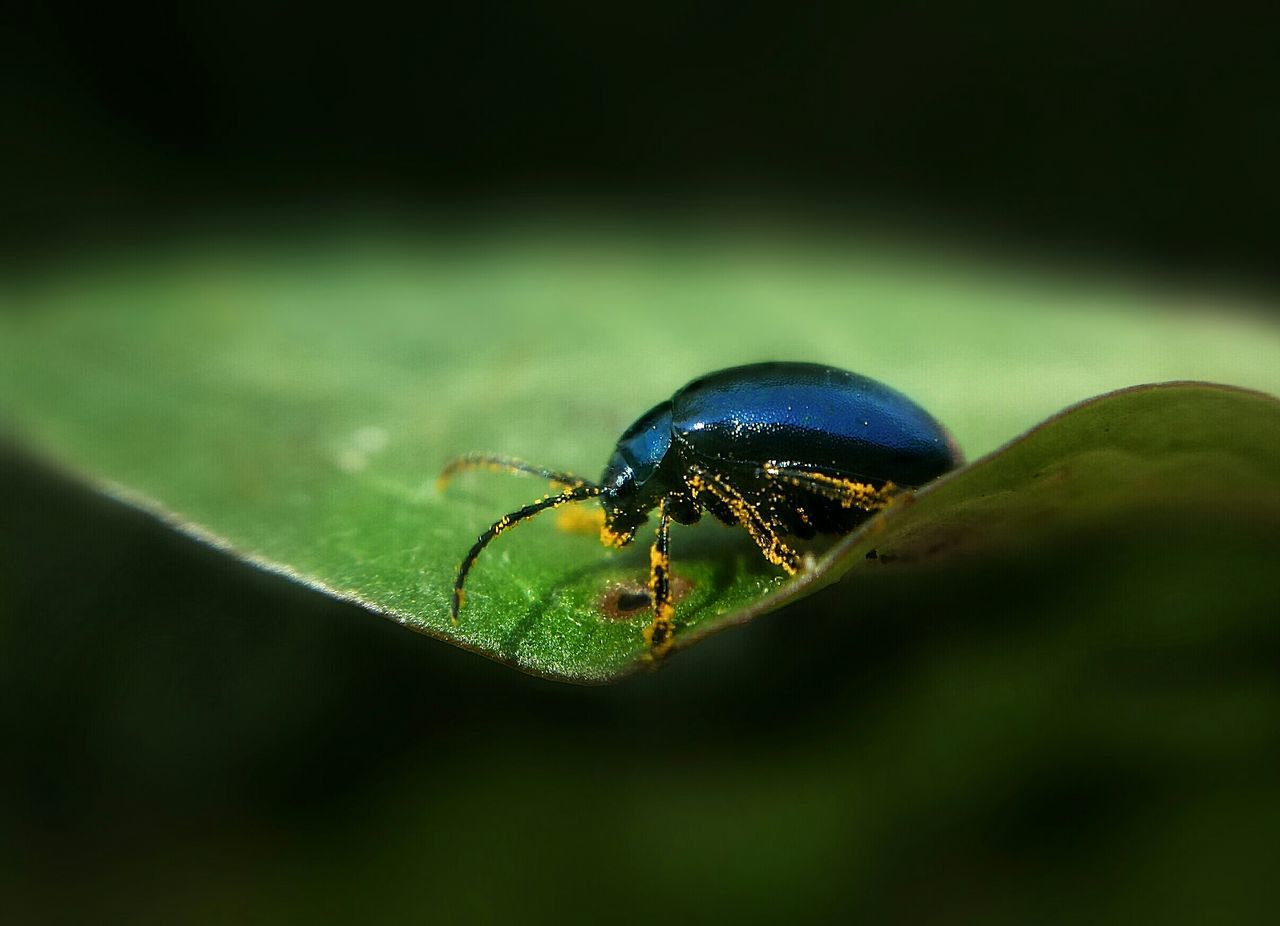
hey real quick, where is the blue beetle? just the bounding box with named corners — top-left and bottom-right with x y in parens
top-left (440, 362), bottom-right (962, 654)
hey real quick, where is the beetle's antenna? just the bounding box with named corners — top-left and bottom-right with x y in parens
top-left (451, 484), bottom-right (604, 624)
top-left (438, 453), bottom-right (598, 493)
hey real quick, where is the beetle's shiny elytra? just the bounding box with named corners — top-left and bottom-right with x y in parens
top-left (439, 362), bottom-right (962, 656)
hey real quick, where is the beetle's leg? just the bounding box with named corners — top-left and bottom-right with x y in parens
top-left (438, 453), bottom-right (597, 492)
top-left (759, 464), bottom-right (897, 512)
top-left (643, 498), bottom-right (676, 655)
top-left (687, 467), bottom-right (802, 575)
top-left (451, 484), bottom-right (603, 624)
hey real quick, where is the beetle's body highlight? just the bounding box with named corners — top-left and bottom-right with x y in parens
top-left (440, 362), bottom-right (962, 656)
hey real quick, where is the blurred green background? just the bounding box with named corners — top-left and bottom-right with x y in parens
top-left (4, 5), bottom-right (1280, 924)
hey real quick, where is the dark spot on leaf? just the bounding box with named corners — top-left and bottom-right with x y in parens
top-left (616, 589), bottom-right (650, 612)
top-left (598, 574), bottom-right (693, 621)
top-left (865, 548), bottom-right (878, 560)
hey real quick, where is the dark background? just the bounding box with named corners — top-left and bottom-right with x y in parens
top-left (4, 3), bottom-right (1279, 285)
top-left (3, 5), bottom-right (1280, 923)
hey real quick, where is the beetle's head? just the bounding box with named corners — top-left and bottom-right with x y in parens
top-left (597, 451), bottom-right (647, 547)
top-left (598, 401), bottom-right (674, 547)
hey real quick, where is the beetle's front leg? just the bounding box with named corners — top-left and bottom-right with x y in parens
top-left (643, 498), bottom-right (676, 656)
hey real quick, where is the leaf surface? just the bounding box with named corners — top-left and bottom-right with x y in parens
top-left (2, 232), bottom-right (1278, 680)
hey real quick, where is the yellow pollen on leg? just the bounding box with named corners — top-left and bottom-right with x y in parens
top-left (763, 464), bottom-right (898, 512)
top-left (599, 523), bottom-right (633, 548)
top-left (643, 616), bottom-right (675, 656)
top-left (689, 468), bottom-right (801, 574)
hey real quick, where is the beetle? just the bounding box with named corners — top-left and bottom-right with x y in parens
top-left (439, 361), bottom-right (962, 655)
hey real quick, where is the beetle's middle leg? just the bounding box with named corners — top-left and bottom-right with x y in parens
top-left (687, 466), bottom-right (803, 575)
top-left (643, 498), bottom-right (676, 655)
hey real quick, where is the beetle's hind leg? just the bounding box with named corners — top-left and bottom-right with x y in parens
top-left (687, 466), bottom-right (803, 575)
top-left (437, 453), bottom-right (597, 492)
top-left (759, 464), bottom-right (898, 512)
top-left (643, 499), bottom-right (676, 656)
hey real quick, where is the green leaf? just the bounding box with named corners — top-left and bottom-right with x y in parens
top-left (2, 230), bottom-right (1279, 682)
